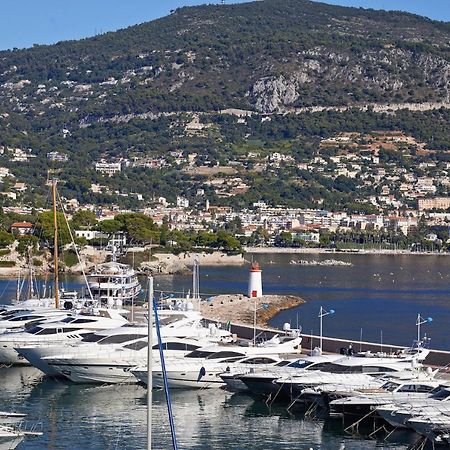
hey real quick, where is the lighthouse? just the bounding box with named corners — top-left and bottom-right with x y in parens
top-left (248, 262), bottom-right (263, 298)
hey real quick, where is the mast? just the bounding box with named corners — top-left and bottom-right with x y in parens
top-left (52, 179), bottom-right (60, 309)
top-left (147, 276), bottom-right (154, 450)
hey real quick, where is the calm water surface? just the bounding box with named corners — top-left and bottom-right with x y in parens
top-left (0, 253), bottom-right (447, 449)
top-left (1, 367), bottom-right (414, 450)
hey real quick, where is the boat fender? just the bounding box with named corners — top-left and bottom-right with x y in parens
top-left (197, 367), bottom-right (206, 382)
top-left (64, 301), bottom-right (73, 310)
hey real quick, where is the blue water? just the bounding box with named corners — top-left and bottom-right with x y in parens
top-left (160, 253), bottom-right (450, 350)
top-left (1, 253), bottom-right (448, 449)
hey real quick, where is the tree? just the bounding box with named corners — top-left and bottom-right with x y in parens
top-left (71, 210), bottom-right (97, 229)
top-left (96, 219), bottom-right (123, 235)
top-left (35, 211), bottom-right (72, 246)
top-left (0, 230), bottom-right (14, 248)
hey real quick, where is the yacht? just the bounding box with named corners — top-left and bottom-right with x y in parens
top-left (272, 349), bottom-right (430, 403)
top-left (328, 377), bottom-right (441, 418)
top-left (238, 354), bottom-right (344, 397)
top-left (219, 357), bottom-right (290, 392)
top-left (133, 335), bottom-right (302, 389)
top-left (0, 308), bottom-right (128, 365)
top-left (33, 311), bottom-right (233, 383)
top-left (407, 413), bottom-right (450, 444)
top-left (16, 309), bottom-right (208, 376)
top-left (376, 386), bottom-right (450, 428)
top-left (0, 310), bottom-right (71, 334)
top-left (88, 261), bottom-right (141, 306)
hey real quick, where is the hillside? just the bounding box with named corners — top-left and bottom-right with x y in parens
top-left (0, 0), bottom-right (448, 210)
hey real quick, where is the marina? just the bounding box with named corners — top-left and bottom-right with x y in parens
top-left (0, 253), bottom-right (449, 448)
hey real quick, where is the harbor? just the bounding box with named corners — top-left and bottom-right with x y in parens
top-left (0, 252), bottom-right (449, 448)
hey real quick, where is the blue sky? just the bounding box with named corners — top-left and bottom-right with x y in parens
top-left (0, 0), bottom-right (449, 51)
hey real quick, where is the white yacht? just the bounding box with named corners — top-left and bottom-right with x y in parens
top-left (238, 354), bottom-right (345, 397)
top-left (273, 349), bottom-right (430, 403)
top-left (376, 386), bottom-right (450, 428)
top-left (134, 335), bottom-right (303, 390)
top-left (88, 261), bottom-right (141, 306)
top-left (16, 308), bottom-right (207, 376)
top-left (0, 308), bottom-right (128, 365)
top-left (407, 413), bottom-right (450, 444)
top-left (33, 311), bottom-right (233, 383)
top-left (328, 377), bottom-right (441, 418)
top-left (0, 310), bottom-right (71, 334)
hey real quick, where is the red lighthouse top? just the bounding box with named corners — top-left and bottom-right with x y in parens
top-left (250, 262), bottom-right (261, 272)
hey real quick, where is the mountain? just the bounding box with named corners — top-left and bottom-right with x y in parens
top-left (1, 0), bottom-right (449, 117)
top-left (0, 0), bottom-right (448, 209)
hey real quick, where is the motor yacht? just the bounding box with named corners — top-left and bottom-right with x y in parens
top-left (328, 377), bottom-right (441, 418)
top-left (34, 311), bottom-right (233, 383)
top-left (238, 354), bottom-right (344, 398)
top-left (88, 261), bottom-right (141, 307)
top-left (376, 386), bottom-right (450, 428)
top-left (0, 310), bottom-right (71, 335)
top-left (133, 335), bottom-right (302, 389)
top-left (407, 413), bottom-right (450, 443)
top-left (0, 308), bottom-right (128, 365)
top-left (273, 349), bottom-right (430, 403)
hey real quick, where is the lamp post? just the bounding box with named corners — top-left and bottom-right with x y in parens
top-left (416, 314), bottom-right (433, 342)
top-left (319, 306), bottom-right (335, 351)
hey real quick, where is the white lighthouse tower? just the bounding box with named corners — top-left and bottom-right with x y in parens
top-left (248, 262), bottom-right (263, 298)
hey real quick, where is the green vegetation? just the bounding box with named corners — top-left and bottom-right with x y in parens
top-left (0, 261), bottom-right (15, 267)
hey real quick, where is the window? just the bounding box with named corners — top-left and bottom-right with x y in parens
top-left (98, 334), bottom-right (145, 345)
top-left (81, 334), bottom-right (103, 343)
top-left (275, 361), bottom-right (292, 367)
top-left (244, 357), bottom-right (278, 365)
top-left (34, 328), bottom-right (58, 335)
top-left (206, 351), bottom-right (246, 360)
top-left (124, 341), bottom-right (148, 351)
top-left (414, 385), bottom-right (436, 393)
top-left (152, 342), bottom-right (200, 351)
top-left (10, 315), bottom-right (44, 322)
top-left (71, 318), bottom-right (98, 324)
top-left (185, 350), bottom-right (215, 359)
top-left (381, 382), bottom-right (401, 392)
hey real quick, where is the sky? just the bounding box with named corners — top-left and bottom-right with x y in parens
top-left (0, 0), bottom-right (449, 51)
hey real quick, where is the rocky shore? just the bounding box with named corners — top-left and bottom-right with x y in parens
top-left (139, 251), bottom-right (246, 275)
top-left (201, 294), bottom-right (305, 327)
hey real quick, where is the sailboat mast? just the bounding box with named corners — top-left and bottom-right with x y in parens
top-left (52, 179), bottom-right (60, 309)
top-left (147, 276), bottom-right (154, 450)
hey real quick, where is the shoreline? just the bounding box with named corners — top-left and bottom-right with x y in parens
top-left (201, 294), bottom-right (305, 327)
top-left (244, 246), bottom-right (450, 256)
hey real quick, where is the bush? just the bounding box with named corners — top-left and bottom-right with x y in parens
top-left (63, 250), bottom-right (79, 268)
top-left (0, 261), bottom-right (15, 267)
top-left (0, 249), bottom-right (10, 257)
top-left (32, 258), bottom-right (43, 266)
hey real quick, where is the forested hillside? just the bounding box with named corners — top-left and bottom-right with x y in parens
top-left (0, 0), bottom-right (448, 209)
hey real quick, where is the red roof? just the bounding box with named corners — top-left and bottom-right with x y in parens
top-left (11, 222), bottom-right (33, 228)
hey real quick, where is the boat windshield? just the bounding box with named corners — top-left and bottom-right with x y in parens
top-left (287, 360), bottom-right (315, 369)
top-left (430, 388), bottom-right (450, 400)
top-left (381, 381), bottom-right (401, 392)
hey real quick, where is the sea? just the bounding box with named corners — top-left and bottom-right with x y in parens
top-left (1, 253), bottom-right (449, 449)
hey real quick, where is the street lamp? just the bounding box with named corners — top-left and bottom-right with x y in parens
top-left (416, 313), bottom-right (433, 342)
top-left (319, 306), bottom-right (335, 351)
